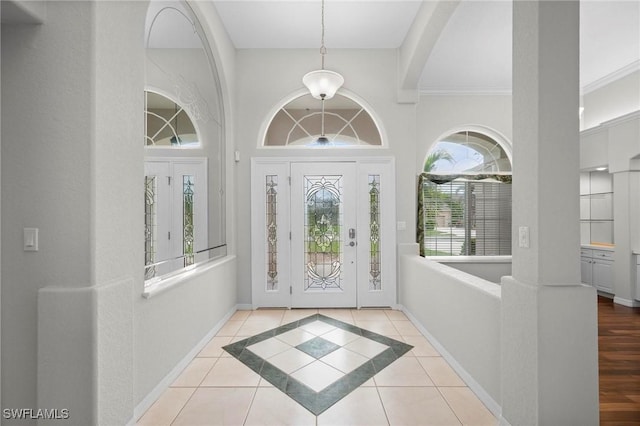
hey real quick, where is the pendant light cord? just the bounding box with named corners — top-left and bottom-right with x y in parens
top-left (320, 0), bottom-right (326, 69)
top-left (321, 97), bottom-right (326, 137)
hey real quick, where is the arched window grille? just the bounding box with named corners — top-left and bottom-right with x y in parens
top-left (264, 93), bottom-right (382, 147)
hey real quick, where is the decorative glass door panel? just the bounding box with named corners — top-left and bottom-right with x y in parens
top-left (368, 175), bottom-right (381, 291)
top-left (304, 175), bottom-right (344, 291)
top-left (291, 163), bottom-right (357, 307)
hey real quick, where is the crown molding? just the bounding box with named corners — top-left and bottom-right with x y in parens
top-left (419, 61), bottom-right (640, 97)
top-left (419, 87), bottom-right (512, 96)
top-left (582, 60), bottom-right (640, 95)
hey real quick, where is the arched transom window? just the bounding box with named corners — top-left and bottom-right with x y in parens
top-left (145, 91), bottom-right (199, 147)
top-left (424, 131), bottom-right (511, 173)
top-left (264, 93), bottom-right (382, 147)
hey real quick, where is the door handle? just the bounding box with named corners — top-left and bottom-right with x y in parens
top-left (346, 241), bottom-right (356, 247)
top-left (349, 228), bottom-right (356, 239)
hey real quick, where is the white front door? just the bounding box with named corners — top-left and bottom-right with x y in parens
top-left (251, 158), bottom-right (396, 309)
top-left (144, 157), bottom-right (208, 278)
top-left (290, 162), bottom-right (357, 308)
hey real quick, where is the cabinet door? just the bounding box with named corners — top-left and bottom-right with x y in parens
top-left (593, 259), bottom-right (614, 293)
top-left (580, 257), bottom-right (593, 285)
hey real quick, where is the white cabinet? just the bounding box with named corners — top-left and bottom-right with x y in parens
top-left (580, 250), bottom-right (593, 285)
top-left (593, 257), bottom-right (614, 293)
top-left (581, 247), bottom-right (614, 293)
top-left (636, 254), bottom-right (640, 302)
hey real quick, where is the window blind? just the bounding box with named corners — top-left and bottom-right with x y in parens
top-left (418, 175), bottom-right (512, 256)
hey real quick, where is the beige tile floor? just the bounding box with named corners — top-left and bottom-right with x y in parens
top-left (137, 309), bottom-right (497, 426)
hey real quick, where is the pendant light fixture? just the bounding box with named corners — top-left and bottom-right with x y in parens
top-left (302, 0), bottom-right (344, 144)
top-left (302, 0), bottom-right (344, 100)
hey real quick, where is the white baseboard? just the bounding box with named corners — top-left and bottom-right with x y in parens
top-left (128, 305), bottom-right (238, 425)
top-left (614, 296), bottom-right (640, 308)
top-left (399, 304), bottom-right (505, 422)
top-left (236, 303), bottom-right (253, 310)
top-left (598, 290), bottom-right (614, 299)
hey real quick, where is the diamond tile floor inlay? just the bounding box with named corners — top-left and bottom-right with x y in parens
top-left (222, 314), bottom-right (413, 415)
top-left (137, 309), bottom-right (501, 425)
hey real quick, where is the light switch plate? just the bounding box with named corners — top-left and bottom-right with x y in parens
top-left (24, 228), bottom-right (39, 251)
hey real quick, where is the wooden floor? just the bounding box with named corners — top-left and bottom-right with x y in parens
top-left (598, 296), bottom-right (640, 425)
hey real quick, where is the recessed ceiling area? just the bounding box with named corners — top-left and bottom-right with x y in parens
top-left (212, 0), bottom-right (422, 49)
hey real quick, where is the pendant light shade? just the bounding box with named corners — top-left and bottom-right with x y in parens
top-left (303, 0), bottom-right (343, 145)
top-left (303, 69), bottom-right (344, 100)
top-left (303, 0), bottom-right (344, 101)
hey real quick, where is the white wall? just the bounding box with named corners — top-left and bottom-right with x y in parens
top-left (399, 248), bottom-right (502, 413)
top-left (0, 0), bottom-right (45, 24)
top-left (2, 2), bottom-right (95, 417)
top-left (583, 70), bottom-right (640, 130)
top-left (134, 258), bottom-right (237, 409)
top-left (234, 48), bottom-right (417, 304)
top-left (440, 260), bottom-right (511, 284)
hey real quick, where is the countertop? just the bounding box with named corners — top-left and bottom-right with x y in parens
top-left (581, 244), bottom-right (615, 251)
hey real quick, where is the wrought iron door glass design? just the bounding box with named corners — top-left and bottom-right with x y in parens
top-left (144, 176), bottom-right (157, 279)
top-left (183, 175), bottom-right (195, 266)
top-left (369, 175), bottom-right (381, 290)
top-left (304, 175), bottom-right (344, 291)
top-left (266, 175), bottom-right (279, 291)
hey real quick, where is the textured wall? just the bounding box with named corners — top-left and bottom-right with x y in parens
top-left (2, 2), bottom-right (94, 419)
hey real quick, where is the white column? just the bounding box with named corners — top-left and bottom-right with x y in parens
top-left (501, 1), bottom-right (599, 424)
top-left (33, 2), bottom-right (145, 425)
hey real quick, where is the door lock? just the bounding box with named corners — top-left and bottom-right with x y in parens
top-left (347, 241), bottom-right (356, 247)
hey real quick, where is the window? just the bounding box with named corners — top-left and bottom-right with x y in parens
top-left (264, 93), bottom-right (382, 147)
top-left (145, 91), bottom-right (199, 147)
top-left (418, 131), bottom-right (512, 257)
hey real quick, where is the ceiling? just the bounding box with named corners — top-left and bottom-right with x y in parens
top-left (211, 0), bottom-right (640, 94)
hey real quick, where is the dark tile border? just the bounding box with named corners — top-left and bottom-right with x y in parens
top-left (222, 314), bottom-right (413, 415)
